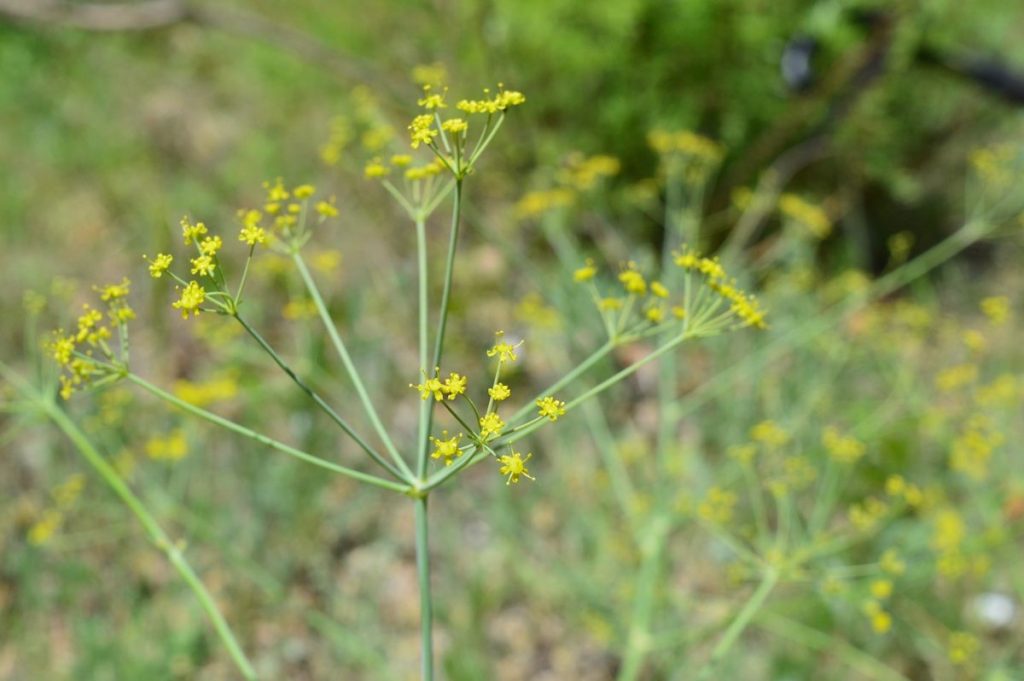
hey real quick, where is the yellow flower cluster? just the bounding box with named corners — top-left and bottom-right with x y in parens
top-left (778, 194), bottom-right (832, 239)
top-left (412, 369), bottom-right (467, 402)
top-left (414, 331), bottom-right (562, 485)
top-left (949, 414), bottom-right (1003, 480)
top-left (172, 374), bottom-right (239, 408)
top-left (48, 279), bottom-right (135, 399)
top-left (698, 486), bottom-right (737, 524)
top-left (750, 419), bottom-right (789, 447)
top-left (557, 153), bottom-right (621, 191)
top-left (515, 153), bottom-right (620, 221)
top-left (429, 430), bottom-right (463, 467)
top-left (935, 363), bottom-right (978, 392)
top-left (980, 295), bottom-right (1010, 325)
top-left (515, 188), bottom-right (575, 220)
top-left (822, 425), bottom-right (866, 464)
top-left (27, 473), bottom-right (86, 545)
top-left (862, 600), bottom-right (893, 634)
top-left (675, 246), bottom-right (768, 329)
top-left (536, 396), bottom-right (566, 421)
top-left (455, 86), bottom-right (526, 114)
top-left (404, 83), bottom-right (524, 177)
top-left (320, 115), bottom-right (352, 166)
top-left (848, 497), bottom-right (889, 533)
top-left (648, 129), bottom-right (723, 163)
top-left (499, 450), bottom-right (534, 485)
top-left (947, 631), bottom-right (980, 666)
top-left (145, 429), bottom-right (189, 461)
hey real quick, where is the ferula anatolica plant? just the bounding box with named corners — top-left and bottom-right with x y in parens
top-left (41, 83), bottom-right (765, 679)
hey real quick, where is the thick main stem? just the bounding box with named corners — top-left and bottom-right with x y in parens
top-left (415, 215), bottom-right (431, 479)
top-left (414, 497), bottom-right (434, 681)
top-left (418, 180), bottom-right (463, 478)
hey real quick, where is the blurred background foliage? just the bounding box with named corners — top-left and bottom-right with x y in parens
top-left (1, 0), bottom-right (1023, 679)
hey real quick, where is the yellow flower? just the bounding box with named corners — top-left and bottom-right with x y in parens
top-left (429, 431), bottom-right (463, 466)
top-left (645, 305), bottom-right (664, 323)
top-left (980, 295), bottom-right (1010, 325)
top-left (315, 197), bottom-right (339, 218)
top-left (441, 118), bottom-right (468, 134)
top-left (442, 372), bottom-right (467, 399)
top-left (172, 281), bottom-right (206, 319)
top-left (417, 87), bottom-right (447, 110)
top-left (96, 278), bottom-right (131, 302)
top-left (293, 184), bottom-right (316, 199)
top-left (145, 429), bottom-right (189, 461)
top-left (390, 154), bottom-right (413, 167)
top-left (498, 450), bottom-right (534, 484)
top-left (487, 331), bottom-right (523, 363)
top-left (650, 281), bottom-right (669, 298)
top-left (488, 383), bottom-right (511, 401)
top-left (870, 579), bottom-right (893, 600)
top-left (180, 217), bottom-right (208, 245)
top-left (494, 88), bottom-right (525, 110)
top-left (312, 250), bottom-right (342, 272)
top-left (751, 420), bottom-right (788, 447)
top-left (479, 412), bottom-right (505, 439)
top-left (198, 236), bottom-right (223, 256)
top-left (779, 194), bottom-right (831, 239)
top-left (948, 631), bottom-right (979, 666)
top-left (28, 509), bottom-right (63, 545)
top-left (536, 396), bottom-right (566, 421)
top-left (880, 549), bottom-right (906, 575)
top-left (409, 114), bottom-right (438, 149)
top-left (698, 486), bottom-right (737, 524)
top-left (146, 253), bottom-right (174, 277)
top-left (619, 264), bottom-right (647, 295)
top-left (863, 601), bottom-right (892, 634)
top-left (239, 222), bottom-right (267, 246)
top-left (411, 62), bottom-right (447, 87)
top-left (74, 306), bottom-right (107, 344)
top-left (49, 335), bottom-right (75, 365)
top-left (935, 363), bottom-right (978, 392)
top-left (190, 255), bottom-right (216, 277)
top-left (822, 426), bottom-right (865, 464)
top-left (574, 258), bottom-right (597, 282)
top-left (515, 188), bottom-right (575, 220)
top-left (411, 370), bottom-right (445, 402)
top-left (263, 177), bottom-right (290, 202)
top-left (364, 158), bottom-right (390, 177)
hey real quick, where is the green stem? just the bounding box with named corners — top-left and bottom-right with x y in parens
top-left (234, 314), bottom-right (404, 480)
top-left (419, 179), bottom-right (464, 478)
top-left (414, 497), bottom-right (434, 681)
top-left (415, 215), bottom-right (431, 479)
top-left (616, 515), bottom-right (670, 681)
top-left (505, 332), bottom-right (693, 445)
top-left (696, 569), bottom-right (779, 680)
top-left (292, 251), bottom-right (415, 481)
top-left (506, 340), bottom-right (615, 426)
top-left (0, 366), bottom-right (258, 680)
top-left (124, 373), bottom-right (409, 493)
top-left (755, 613), bottom-right (911, 681)
top-left (234, 244), bottom-right (256, 303)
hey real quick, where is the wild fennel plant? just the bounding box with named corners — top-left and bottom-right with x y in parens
top-left (40, 85), bottom-right (767, 680)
